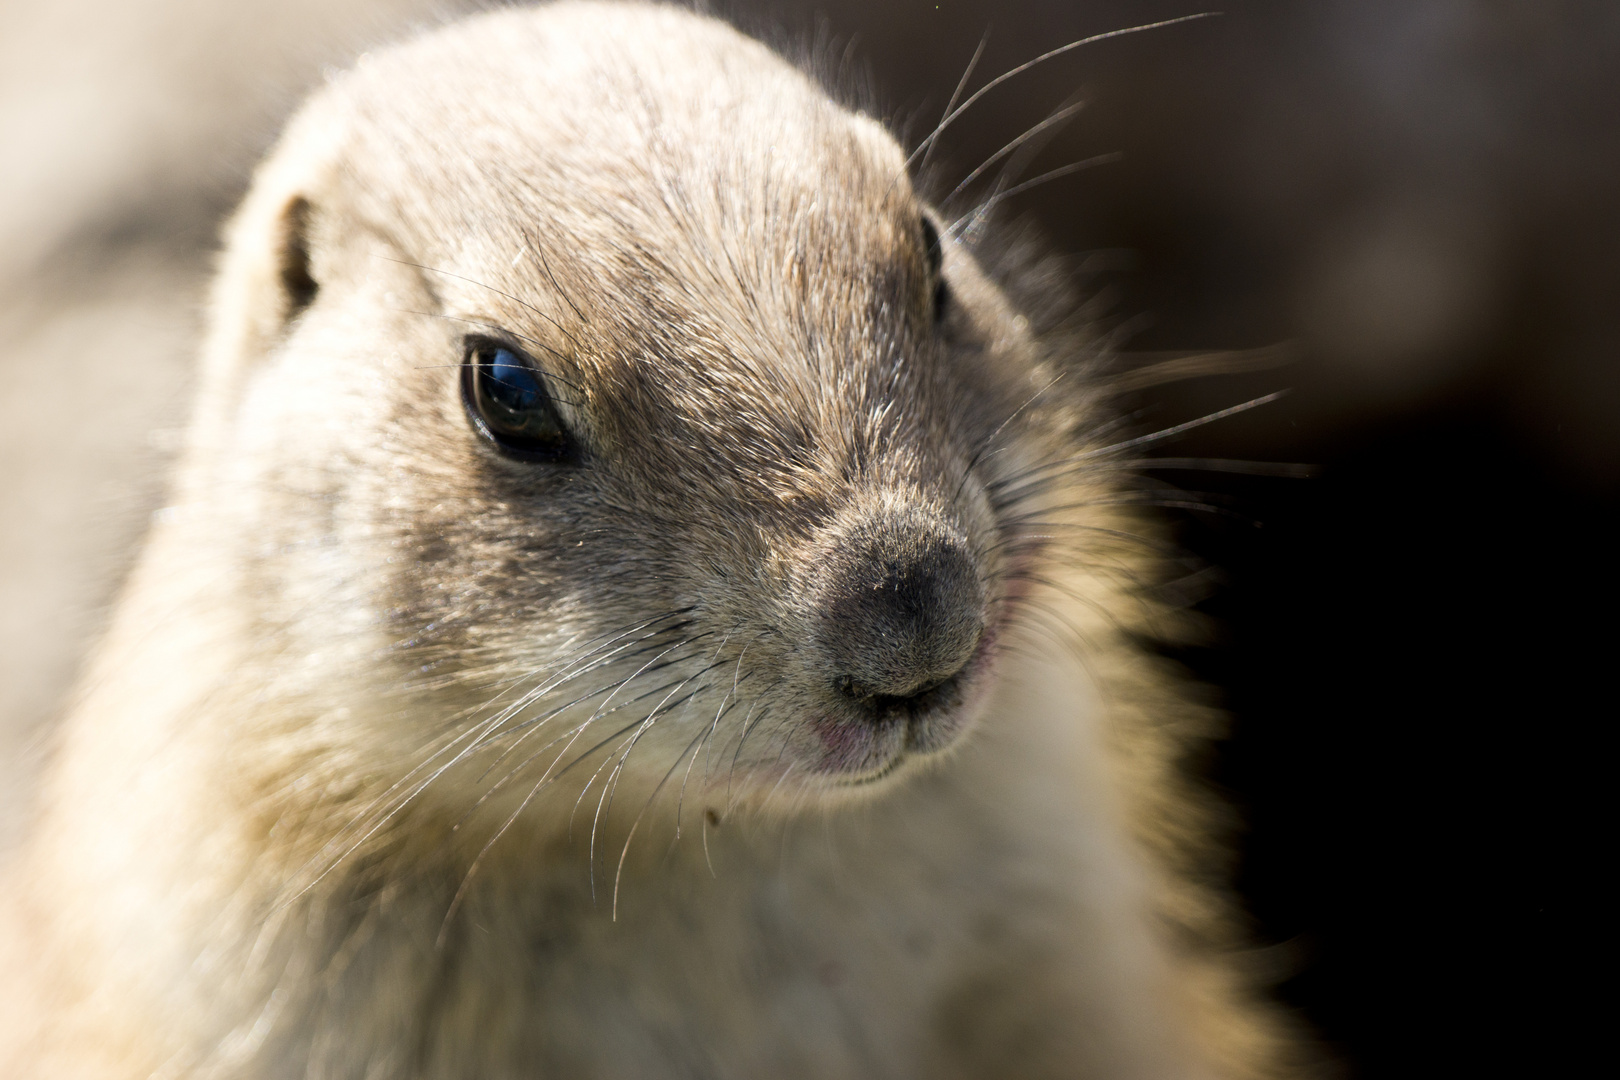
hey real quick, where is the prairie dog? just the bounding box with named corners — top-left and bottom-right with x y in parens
top-left (0, 3), bottom-right (1304, 1077)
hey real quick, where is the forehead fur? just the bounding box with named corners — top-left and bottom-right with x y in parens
top-left (285, 3), bottom-right (945, 500)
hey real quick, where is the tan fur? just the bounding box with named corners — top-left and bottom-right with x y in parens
top-left (0, 4), bottom-right (1307, 1076)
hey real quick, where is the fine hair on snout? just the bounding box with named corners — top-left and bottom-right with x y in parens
top-left (808, 501), bottom-right (986, 709)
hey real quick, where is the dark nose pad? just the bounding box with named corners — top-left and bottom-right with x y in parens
top-left (813, 515), bottom-right (985, 714)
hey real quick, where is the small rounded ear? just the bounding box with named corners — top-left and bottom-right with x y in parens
top-left (194, 188), bottom-right (325, 404)
top-left (275, 195), bottom-right (319, 322)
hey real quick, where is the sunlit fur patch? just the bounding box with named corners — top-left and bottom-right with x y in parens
top-left (2, 6), bottom-right (1308, 1078)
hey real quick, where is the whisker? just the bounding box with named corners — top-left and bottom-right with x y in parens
top-left (439, 667), bottom-right (703, 942)
top-left (985, 392), bottom-right (1293, 506)
top-left (455, 624), bottom-right (697, 776)
top-left (953, 369), bottom-right (1068, 505)
top-left (668, 633), bottom-right (752, 837)
top-left (608, 673), bottom-right (729, 920)
top-left (1125, 457), bottom-right (1316, 478)
top-left (983, 522), bottom-right (1175, 558)
top-left (679, 690), bottom-right (747, 839)
top-left (295, 613), bottom-right (697, 905)
top-left (589, 658), bottom-right (728, 893)
top-left (477, 616), bottom-right (702, 737)
top-left (949, 153), bottom-right (1123, 241)
top-left (391, 307), bottom-right (569, 365)
top-left (407, 362), bottom-right (585, 401)
top-left (517, 224), bottom-right (589, 324)
top-left (726, 700), bottom-right (777, 801)
top-left (905, 13), bottom-right (1217, 170)
top-left (1101, 342), bottom-right (1299, 394)
top-left (472, 665), bottom-right (710, 829)
top-left (917, 29), bottom-right (990, 178)
top-left (435, 698), bottom-right (678, 945)
top-left (473, 631), bottom-right (700, 773)
top-left (613, 722), bottom-right (713, 920)
top-left (998, 567), bottom-right (1155, 638)
top-left (1084, 390), bottom-right (1290, 458)
top-left (999, 493), bottom-right (1257, 523)
top-left (943, 97), bottom-right (1087, 207)
top-left (379, 255), bottom-right (581, 350)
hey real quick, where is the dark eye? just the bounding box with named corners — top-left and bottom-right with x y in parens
top-left (919, 215), bottom-right (949, 324)
top-left (461, 338), bottom-right (577, 462)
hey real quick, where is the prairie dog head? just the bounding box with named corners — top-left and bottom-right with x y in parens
top-left (195, 1), bottom-right (1089, 824)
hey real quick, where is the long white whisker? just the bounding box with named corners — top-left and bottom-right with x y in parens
top-left (950, 153), bottom-right (1123, 241)
top-left (944, 97), bottom-right (1087, 207)
top-left (905, 14), bottom-right (1217, 169)
top-left (917, 29), bottom-right (990, 177)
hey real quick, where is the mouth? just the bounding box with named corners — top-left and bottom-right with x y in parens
top-left (809, 623), bottom-right (998, 782)
top-left (835, 751), bottom-right (910, 787)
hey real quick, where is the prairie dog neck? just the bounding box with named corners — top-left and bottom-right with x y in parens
top-left (31, 629), bottom-right (1191, 1079)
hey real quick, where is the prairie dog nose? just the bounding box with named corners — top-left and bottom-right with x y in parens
top-left (812, 512), bottom-right (985, 709)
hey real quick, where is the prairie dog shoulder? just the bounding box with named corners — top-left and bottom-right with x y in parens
top-left (1, 4), bottom-right (1305, 1078)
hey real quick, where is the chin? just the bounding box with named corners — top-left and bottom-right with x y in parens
top-left (803, 627), bottom-right (1001, 796)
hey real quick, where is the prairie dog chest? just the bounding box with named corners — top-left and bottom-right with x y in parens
top-left (330, 662), bottom-right (1173, 1080)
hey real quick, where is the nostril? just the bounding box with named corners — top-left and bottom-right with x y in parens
top-left (815, 512), bottom-right (985, 719)
top-left (835, 676), bottom-right (959, 725)
top-left (838, 670), bottom-right (953, 705)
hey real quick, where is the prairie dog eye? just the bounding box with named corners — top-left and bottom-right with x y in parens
top-left (919, 215), bottom-right (949, 324)
top-left (460, 338), bottom-right (577, 462)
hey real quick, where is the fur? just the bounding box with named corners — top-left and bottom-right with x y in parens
top-left (0, 4), bottom-right (1306, 1076)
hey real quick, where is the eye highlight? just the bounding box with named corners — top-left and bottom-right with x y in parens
top-left (460, 337), bottom-right (577, 463)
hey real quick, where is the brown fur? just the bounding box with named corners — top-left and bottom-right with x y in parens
top-left (0, 4), bottom-right (1308, 1076)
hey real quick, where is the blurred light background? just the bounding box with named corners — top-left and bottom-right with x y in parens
top-left (2, 1), bottom-right (1611, 1075)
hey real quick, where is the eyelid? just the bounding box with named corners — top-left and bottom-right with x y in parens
top-left (463, 330), bottom-right (583, 417)
top-left (460, 333), bottom-right (582, 463)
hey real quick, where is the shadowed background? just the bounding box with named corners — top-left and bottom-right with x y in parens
top-left (1, 0), bottom-right (1610, 1075)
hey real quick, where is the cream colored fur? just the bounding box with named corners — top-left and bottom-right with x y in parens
top-left (0, 4), bottom-right (1304, 1077)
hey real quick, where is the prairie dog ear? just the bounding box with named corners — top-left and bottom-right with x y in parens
top-left (207, 184), bottom-right (326, 371)
top-left (275, 195), bottom-right (319, 323)
top-left (196, 182), bottom-right (329, 407)
top-left (203, 83), bottom-right (349, 361)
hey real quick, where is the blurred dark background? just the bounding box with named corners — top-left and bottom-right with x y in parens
top-left (2, 1), bottom-right (1613, 1075)
top-left (739, 2), bottom-right (1615, 1074)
